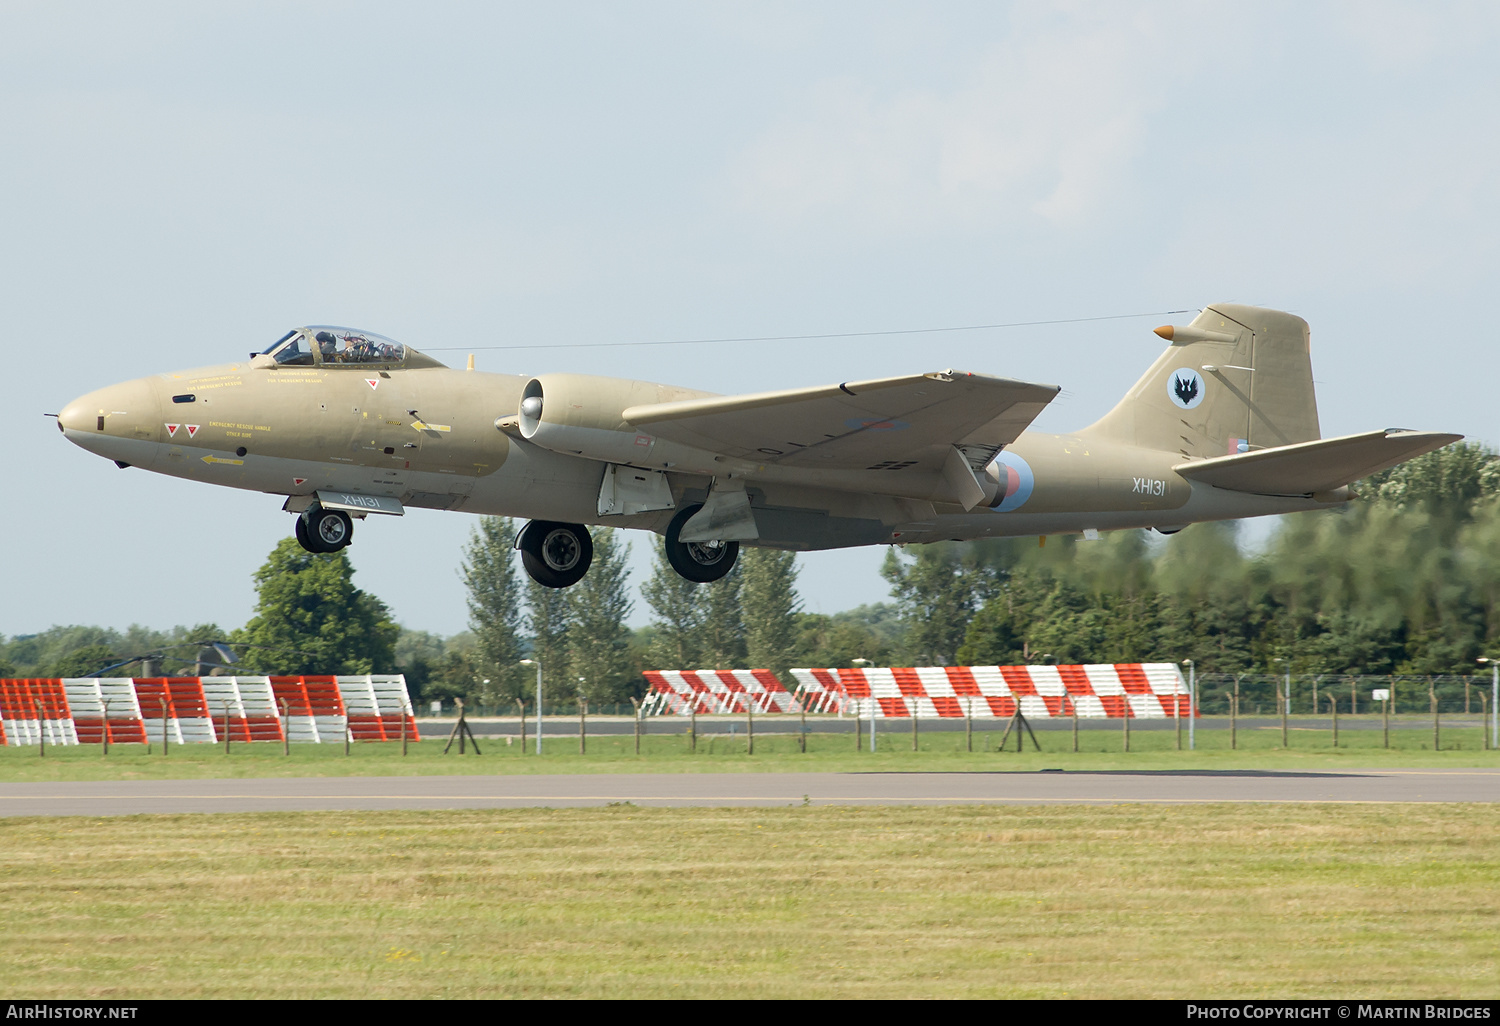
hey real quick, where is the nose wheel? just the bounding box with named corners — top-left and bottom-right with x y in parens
top-left (295, 506), bottom-right (354, 553)
top-left (518, 520), bottom-right (593, 588)
top-left (664, 504), bottom-right (739, 583)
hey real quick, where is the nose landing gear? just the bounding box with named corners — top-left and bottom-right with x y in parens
top-left (294, 505), bottom-right (354, 554)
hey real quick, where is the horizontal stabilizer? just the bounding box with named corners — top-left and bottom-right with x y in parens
top-left (1174, 429), bottom-right (1462, 496)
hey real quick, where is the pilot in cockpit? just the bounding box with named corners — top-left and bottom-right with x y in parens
top-left (315, 331), bottom-right (339, 359)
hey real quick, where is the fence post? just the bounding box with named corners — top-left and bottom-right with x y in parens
top-left (1383, 690), bottom-right (1390, 749)
top-left (161, 696), bottom-right (169, 756)
top-left (280, 698), bottom-right (290, 756)
top-left (223, 701), bottom-right (231, 755)
top-left (1071, 697), bottom-right (1078, 754)
top-left (1122, 697), bottom-right (1130, 752)
top-left (690, 705), bottom-right (697, 754)
top-left (517, 699), bottom-right (526, 756)
top-left (1329, 694), bottom-right (1338, 748)
top-left (101, 698), bottom-right (110, 757)
top-left (1227, 691), bottom-right (1237, 750)
top-left (911, 703), bottom-right (919, 752)
top-left (1431, 678), bottom-right (1440, 751)
top-left (800, 705), bottom-right (806, 753)
top-left (746, 700), bottom-right (754, 756)
top-left (855, 702), bottom-right (862, 752)
top-left (401, 700), bottom-right (409, 757)
top-left (1480, 692), bottom-right (1490, 751)
top-left (631, 697), bottom-right (641, 756)
top-left (967, 697), bottom-right (975, 754)
top-left (579, 696), bottom-right (586, 755)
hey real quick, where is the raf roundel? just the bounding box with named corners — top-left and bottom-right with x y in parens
top-left (1168, 368), bottom-right (1205, 410)
top-left (988, 450), bottom-right (1036, 512)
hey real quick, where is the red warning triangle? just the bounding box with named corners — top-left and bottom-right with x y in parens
top-left (292, 478), bottom-right (307, 486)
top-left (365, 378), bottom-right (379, 390)
top-left (165, 423), bottom-right (179, 437)
top-left (185, 424), bottom-right (199, 437)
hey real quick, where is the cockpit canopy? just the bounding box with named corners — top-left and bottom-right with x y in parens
top-left (258, 326), bottom-right (443, 369)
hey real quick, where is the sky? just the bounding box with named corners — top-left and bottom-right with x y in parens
top-left (3, 1), bottom-right (1498, 639)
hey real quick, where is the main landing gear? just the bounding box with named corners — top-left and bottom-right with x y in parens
top-left (513, 508), bottom-right (740, 589)
top-left (663, 504), bottom-right (739, 584)
top-left (294, 505), bottom-right (354, 554)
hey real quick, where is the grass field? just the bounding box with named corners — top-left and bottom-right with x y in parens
top-left (1, 803), bottom-right (1495, 999)
top-left (0, 718), bottom-right (1494, 781)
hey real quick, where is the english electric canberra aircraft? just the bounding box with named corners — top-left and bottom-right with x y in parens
top-left (58, 303), bottom-right (1458, 588)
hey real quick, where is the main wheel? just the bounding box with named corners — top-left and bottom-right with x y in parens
top-left (300, 506), bottom-right (354, 553)
top-left (294, 512), bottom-right (316, 552)
top-left (518, 520), bottom-right (593, 588)
top-left (664, 504), bottom-right (739, 583)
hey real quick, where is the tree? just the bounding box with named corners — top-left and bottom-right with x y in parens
top-left (641, 545), bottom-right (703, 669)
top-left (567, 528), bottom-right (635, 704)
top-left (882, 543), bottom-right (999, 665)
top-left (741, 547), bottom-right (802, 678)
top-left (234, 538), bottom-right (398, 674)
top-left (699, 562), bottom-right (746, 669)
top-left (47, 644), bottom-right (120, 679)
top-left (461, 517), bottom-right (525, 704)
top-left (525, 576), bottom-right (573, 708)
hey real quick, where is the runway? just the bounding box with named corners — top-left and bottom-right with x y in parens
top-left (1, 768), bottom-right (1496, 816)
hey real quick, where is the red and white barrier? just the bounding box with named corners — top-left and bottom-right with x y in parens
top-left (201, 677), bottom-right (285, 743)
top-left (789, 664), bottom-right (1192, 718)
top-left (643, 670), bottom-right (801, 715)
top-left (0, 675), bottom-right (419, 743)
top-left (0, 679), bottom-right (78, 745)
top-left (270, 676), bottom-right (347, 743)
top-left (135, 678), bottom-right (218, 744)
top-left (340, 674), bottom-right (420, 742)
top-left (63, 678), bottom-right (146, 744)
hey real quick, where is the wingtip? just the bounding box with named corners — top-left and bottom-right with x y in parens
top-left (1153, 325), bottom-right (1175, 340)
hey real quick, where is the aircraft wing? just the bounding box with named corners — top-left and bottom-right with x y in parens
top-left (1174, 429), bottom-right (1462, 496)
top-left (621, 370), bottom-right (1060, 471)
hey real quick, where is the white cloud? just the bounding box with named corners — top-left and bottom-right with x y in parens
top-left (725, 6), bottom-right (1208, 236)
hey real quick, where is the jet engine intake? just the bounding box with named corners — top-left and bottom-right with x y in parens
top-left (513, 373), bottom-right (724, 473)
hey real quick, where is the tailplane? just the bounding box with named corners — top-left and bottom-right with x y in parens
top-left (1084, 303), bottom-right (1319, 458)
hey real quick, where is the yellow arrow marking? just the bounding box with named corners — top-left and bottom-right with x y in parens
top-left (201, 455), bottom-right (244, 466)
top-left (411, 421), bottom-right (451, 432)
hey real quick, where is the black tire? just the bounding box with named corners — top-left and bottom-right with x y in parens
top-left (664, 504), bottom-right (739, 583)
top-left (301, 506), bottom-right (354, 553)
top-left (518, 520), bottom-right (593, 588)
top-left (294, 513), bottom-right (317, 553)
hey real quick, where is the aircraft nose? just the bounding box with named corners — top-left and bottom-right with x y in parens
top-left (58, 378), bottom-right (163, 452)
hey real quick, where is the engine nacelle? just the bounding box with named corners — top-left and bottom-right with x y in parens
top-left (516, 373), bottom-right (718, 470)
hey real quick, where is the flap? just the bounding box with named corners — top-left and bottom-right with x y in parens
top-left (621, 370), bottom-right (1058, 472)
top-left (1174, 429), bottom-right (1462, 495)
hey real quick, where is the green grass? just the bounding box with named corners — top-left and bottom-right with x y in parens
top-left (0, 718), bottom-right (1494, 781)
top-left (1, 803), bottom-right (1495, 998)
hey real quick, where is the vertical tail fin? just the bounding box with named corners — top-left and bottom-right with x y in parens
top-left (1084, 303), bottom-right (1320, 458)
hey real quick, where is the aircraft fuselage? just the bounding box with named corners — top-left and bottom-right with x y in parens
top-left (58, 354), bottom-right (1336, 553)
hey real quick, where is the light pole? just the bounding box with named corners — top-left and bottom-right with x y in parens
top-left (1478, 658), bottom-right (1499, 750)
top-left (1273, 657), bottom-right (1290, 747)
top-left (520, 659), bottom-right (541, 754)
top-left (852, 658), bottom-right (875, 752)
top-left (1184, 659), bottom-right (1195, 751)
